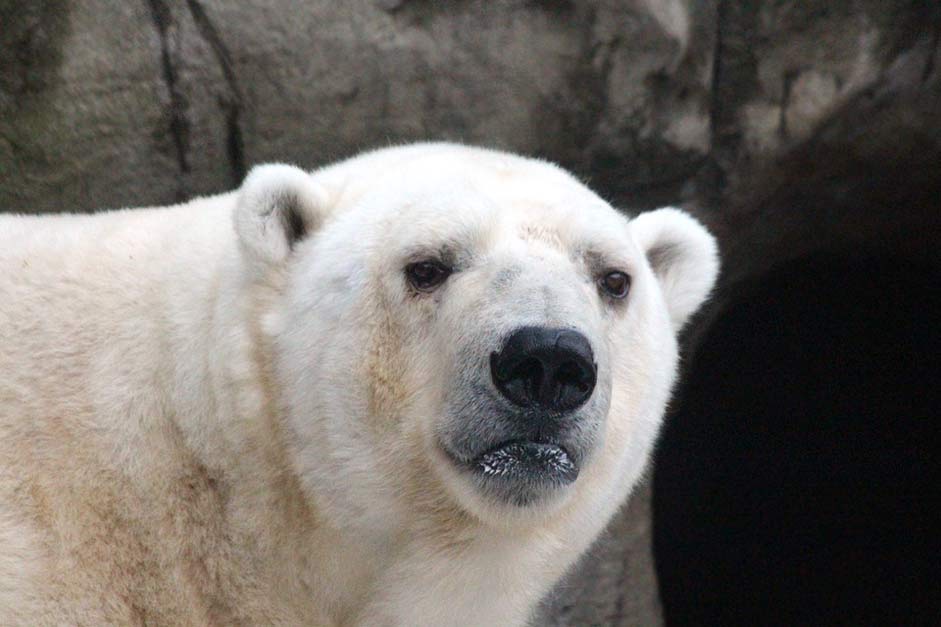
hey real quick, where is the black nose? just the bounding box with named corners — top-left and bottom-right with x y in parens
top-left (490, 327), bottom-right (597, 412)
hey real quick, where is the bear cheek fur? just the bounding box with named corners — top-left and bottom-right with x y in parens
top-left (360, 285), bottom-right (428, 488)
top-left (360, 282), bottom-right (475, 540)
top-left (361, 267), bottom-right (448, 434)
top-left (363, 288), bottom-right (410, 429)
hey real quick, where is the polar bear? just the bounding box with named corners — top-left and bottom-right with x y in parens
top-left (0, 143), bottom-right (718, 626)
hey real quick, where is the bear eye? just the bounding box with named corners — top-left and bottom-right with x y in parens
top-left (405, 260), bottom-right (452, 292)
top-left (599, 270), bottom-right (631, 299)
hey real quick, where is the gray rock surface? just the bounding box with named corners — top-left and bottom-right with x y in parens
top-left (1, 0), bottom-right (715, 213)
top-left (2, 1), bottom-right (938, 624)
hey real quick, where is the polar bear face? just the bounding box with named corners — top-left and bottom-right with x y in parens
top-left (235, 144), bottom-right (718, 532)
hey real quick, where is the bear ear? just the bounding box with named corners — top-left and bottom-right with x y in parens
top-left (234, 163), bottom-right (329, 267)
top-left (629, 207), bottom-right (720, 332)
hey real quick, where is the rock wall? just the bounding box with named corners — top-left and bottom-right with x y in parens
top-left (2, 1), bottom-right (938, 624)
top-left (2, 0), bottom-right (715, 213)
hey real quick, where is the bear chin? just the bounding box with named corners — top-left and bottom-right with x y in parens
top-left (469, 440), bottom-right (580, 507)
top-left (433, 437), bottom-right (583, 519)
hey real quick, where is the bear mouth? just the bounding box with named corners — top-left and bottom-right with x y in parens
top-left (468, 440), bottom-right (580, 504)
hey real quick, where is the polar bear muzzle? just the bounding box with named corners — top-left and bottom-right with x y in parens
top-left (452, 326), bottom-right (597, 505)
top-left (438, 323), bottom-right (604, 508)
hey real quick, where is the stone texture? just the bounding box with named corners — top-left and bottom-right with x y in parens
top-left (2, 1), bottom-right (939, 624)
top-left (1, 0), bottom-right (711, 212)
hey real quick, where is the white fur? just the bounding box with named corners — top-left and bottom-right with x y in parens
top-left (0, 143), bottom-right (718, 626)
top-left (630, 207), bottom-right (719, 332)
top-left (234, 163), bottom-right (329, 268)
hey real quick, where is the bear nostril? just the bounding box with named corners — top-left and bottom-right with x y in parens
top-left (491, 327), bottom-right (597, 412)
top-left (549, 358), bottom-right (596, 410)
top-left (555, 360), bottom-right (588, 388)
top-left (495, 356), bottom-right (544, 406)
top-left (555, 359), bottom-right (590, 393)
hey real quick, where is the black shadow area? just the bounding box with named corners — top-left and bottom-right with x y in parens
top-left (653, 254), bottom-right (941, 625)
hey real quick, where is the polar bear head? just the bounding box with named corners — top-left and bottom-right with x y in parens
top-left (234, 144), bottom-right (718, 532)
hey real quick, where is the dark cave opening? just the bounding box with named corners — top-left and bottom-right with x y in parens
top-left (653, 254), bottom-right (941, 625)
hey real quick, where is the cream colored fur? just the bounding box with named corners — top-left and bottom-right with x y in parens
top-left (0, 143), bottom-right (718, 626)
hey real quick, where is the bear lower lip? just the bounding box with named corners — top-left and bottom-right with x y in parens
top-left (472, 441), bottom-right (579, 485)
